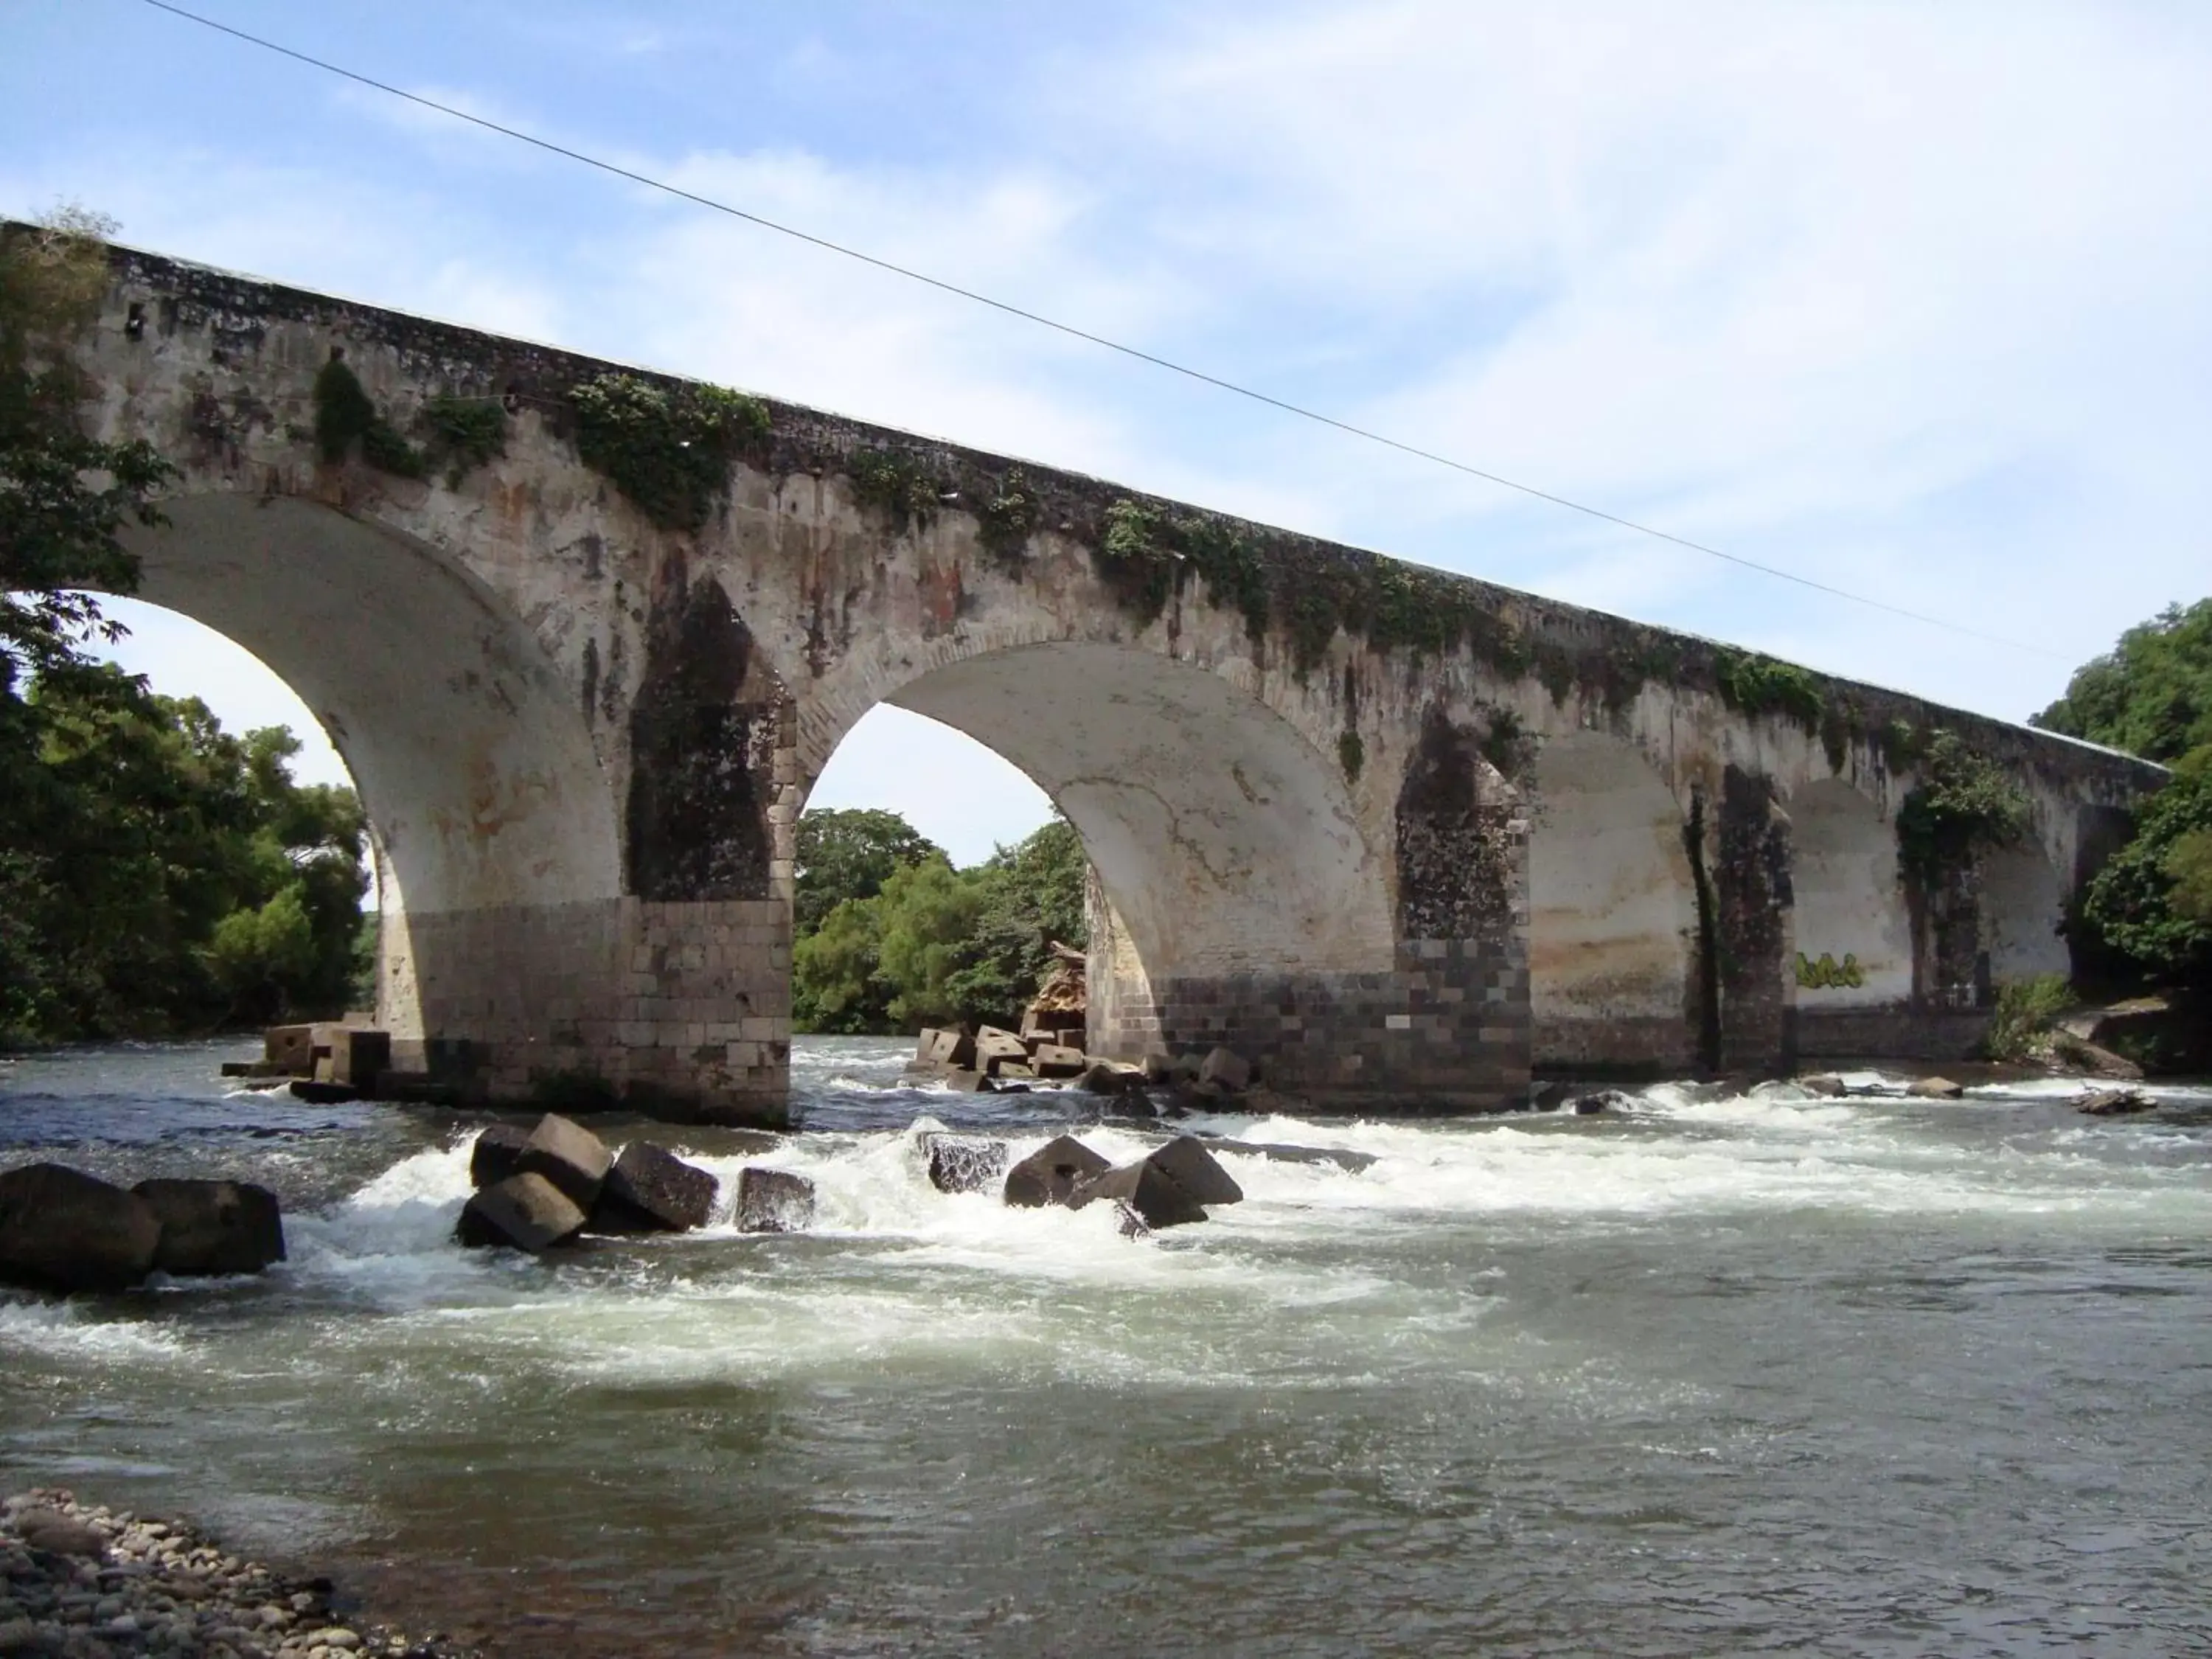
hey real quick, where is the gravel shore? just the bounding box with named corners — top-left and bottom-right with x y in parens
top-left (0, 1491), bottom-right (475, 1659)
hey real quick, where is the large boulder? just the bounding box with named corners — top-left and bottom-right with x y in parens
top-left (0, 1164), bottom-right (160, 1293)
top-left (1079, 1060), bottom-right (1147, 1096)
top-left (1798, 1074), bottom-right (1848, 1098)
top-left (923, 1135), bottom-right (1009, 1194)
top-left (1907, 1077), bottom-right (1966, 1100)
top-left (736, 1167), bottom-right (817, 1234)
top-left (468, 1123), bottom-right (532, 1189)
top-left (595, 1143), bottom-right (719, 1234)
top-left (515, 1114), bottom-right (612, 1210)
top-left (456, 1173), bottom-right (586, 1253)
top-left (1003, 1135), bottom-right (1110, 1208)
top-left (133, 1180), bottom-right (285, 1276)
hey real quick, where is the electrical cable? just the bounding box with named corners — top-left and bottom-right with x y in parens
top-left (134, 0), bottom-right (2066, 658)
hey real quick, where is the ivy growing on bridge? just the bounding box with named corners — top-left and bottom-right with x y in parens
top-left (1714, 647), bottom-right (1826, 734)
top-left (313, 358), bottom-right (425, 479)
top-left (417, 394), bottom-right (507, 487)
top-left (1893, 728), bottom-right (2031, 886)
top-left (569, 372), bottom-right (771, 532)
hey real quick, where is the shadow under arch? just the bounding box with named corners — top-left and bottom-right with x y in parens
top-left (1526, 729), bottom-right (1697, 1074)
top-left (117, 493), bottom-right (622, 1052)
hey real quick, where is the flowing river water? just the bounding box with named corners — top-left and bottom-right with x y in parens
top-left (1, 1038), bottom-right (2209, 1657)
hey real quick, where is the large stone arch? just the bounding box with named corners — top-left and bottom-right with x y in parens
top-left (1526, 730), bottom-right (1697, 1073)
top-left (119, 493), bottom-right (623, 1081)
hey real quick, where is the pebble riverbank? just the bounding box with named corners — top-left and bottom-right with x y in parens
top-left (0, 1492), bottom-right (475, 1659)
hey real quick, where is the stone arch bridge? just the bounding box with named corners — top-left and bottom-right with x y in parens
top-left (61, 242), bottom-right (2163, 1121)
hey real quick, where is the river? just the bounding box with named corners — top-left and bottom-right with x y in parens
top-left (1, 1039), bottom-right (2208, 1657)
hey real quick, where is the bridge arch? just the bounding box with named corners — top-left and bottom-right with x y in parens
top-left (1981, 832), bottom-right (2069, 985)
top-left (119, 492), bottom-right (623, 1065)
top-left (1526, 729), bottom-right (1698, 1073)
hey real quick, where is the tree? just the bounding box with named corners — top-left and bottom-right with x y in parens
top-left (942, 820), bottom-right (1089, 1031)
top-left (2033, 599), bottom-right (2212, 764)
top-left (1, 207), bottom-right (170, 679)
top-left (791, 896), bottom-right (890, 1034)
top-left (793, 807), bottom-right (944, 935)
top-left (874, 858), bottom-right (985, 1029)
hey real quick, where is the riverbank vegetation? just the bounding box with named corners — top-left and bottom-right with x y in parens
top-left (792, 808), bottom-right (1086, 1035)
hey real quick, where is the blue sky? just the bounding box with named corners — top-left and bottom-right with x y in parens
top-left (7, 1), bottom-right (2211, 863)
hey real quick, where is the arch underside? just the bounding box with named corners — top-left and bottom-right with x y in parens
top-left (883, 643), bottom-right (1524, 1105)
top-left (122, 494), bottom-right (622, 1060)
top-left (1527, 731), bottom-right (1697, 1073)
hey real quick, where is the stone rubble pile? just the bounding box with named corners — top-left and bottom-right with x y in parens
top-left (904, 1024), bottom-right (1270, 1112)
top-left (922, 1129), bottom-right (1248, 1235)
top-left (453, 1114), bottom-right (817, 1253)
top-left (0, 1166), bottom-right (285, 1296)
top-left (0, 1488), bottom-right (473, 1658)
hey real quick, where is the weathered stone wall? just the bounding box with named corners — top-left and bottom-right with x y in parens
top-left (52, 234), bottom-right (2169, 1116)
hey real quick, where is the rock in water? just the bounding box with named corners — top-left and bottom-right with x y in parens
top-left (1573, 1090), bottom-right (1635, 1115)
top-left (1198, 1047), bottom-right (1252, 1093)
top-left (924, 1135), bottom-right (1010, 1194)
top-left (1029, 1043), bottom-right (1087, 1079)
top-left (516, 1113), bottom-right (612, 1210)
top-left (468, 1123), bottom-right (532, 1189)
top-left (132, 1180), bottom-right (285, 1276)
top-left (1078, 1060), bottom-right (1147, 1096)
top-left (916, 1027), bottom-right (977, 1070)
top-left (596, 1143), bottom-right (719, 1233)
top-left (0, 1164), bottom-right (161, 1293)
top-left (1002, 1135), bottom-right (1110, 1208)
top-left (1147, 1136), bottom-right (1244, 1206)
top-left (456, 1173), bottom-right (586, 1253)
top-left (736, 1167), bottom-right (817, 1233)
top-left (1798, 1074), bottom-right (1848, 1098)
top-left (2078, 1088), bottom-right (2156, 1116)
top-left (1907, 1077), bottom-right (1966, 1099)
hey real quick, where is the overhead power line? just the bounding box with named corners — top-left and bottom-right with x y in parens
top-left (136, 0), bottom-right (2065, 659)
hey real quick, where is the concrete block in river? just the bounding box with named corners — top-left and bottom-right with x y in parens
top-left (517, 1113), bottom-right (612, 1209)
top-left (1147, 1136), bottom-right (1244, 1206)
top-left (0, 1164), bottom-right (161, 1293)
top-left (263, 1024), bottom-right (316, 1078)
top-left (917, 1027), bottom-right (977, 1070)
top-left (469, 1123), bottom-right (532, 1189)
top-left (1029, 1043), bottom-right (1087, 1079)
top-left (976, 1027), bottom-right (1029, 1073)
top-left (1199, 1047), bottom-right (1252, 1092)
top-left (1079, 1060), bottom-right (1147, 1096)
top-left (596, 1142), bottom-right (719, 1233)
top-left (319, 1027), bottom-right (389, 1089)
top-left (1003, 1135), bottom-right (1110, 1208)
top-left (924, 1135), bottom-right (1010, 1194)
top-left (736, 1167), bottom-right (817, 1233)
top-left (132, 1179), bottom-right (285, 1276)
top-left (457, 1173), bottom-right (588, 1253)
top-left (1071, 1159), bottom-right (1208, 1230)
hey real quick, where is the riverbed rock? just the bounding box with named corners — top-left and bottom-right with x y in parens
top-left (1907, 1077), bottom-right (1966, 1099)
top-left (1003, 1135), bottom-right (1110, 1208)
top-left (468, 1123), bottom-right (532, 1189)
top-left (0, 1164), bottom-right (161, 1293)
top-left (2077, 1087), bottom-right (2156, 1116)
top-left (455, 1172), bottom-right (586, 1253)
top-left (11, 1509), bottom-right (104, 1559)
top-left (1198, 1047), bottom-right (1252, 1093)
top-left (515, 1113), bottom-right (612, 1210)
top-left (1078, 1060), bottom-right (1147, 1096)
top-left (132, 1179), bottom-right (285, 1276)
top-left (595, 1142), bottom-right (719, 1233)
top-left (736, 1167), bottom-right (817, 1233)
top-left (924, 1135), bottom-right (1010, 1194)
top-left (1572, 1090), bottom-right (1634, 1115)
top-left (1799, 1074), bottom-right (1848, 1097)
top-left (1071, 1158), bottom-right (1207, 1229)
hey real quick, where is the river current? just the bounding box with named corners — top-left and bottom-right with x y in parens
top-left (1, 1039), bottom-right (2208, 1657)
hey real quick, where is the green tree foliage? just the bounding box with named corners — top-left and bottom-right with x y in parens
top-left (1894, 730), bottom-right (2030, 885)
top-left (2034, 598), bottom-right (2212, 989)
top-left (2034, 599), bottom-right (2212, 764)
top-left (793, 807), bottom-right (944, 936)
top-left (789, 811), bottom-right (1089, 1036)
top-left (0, 669), bottom-right (367, 1043)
